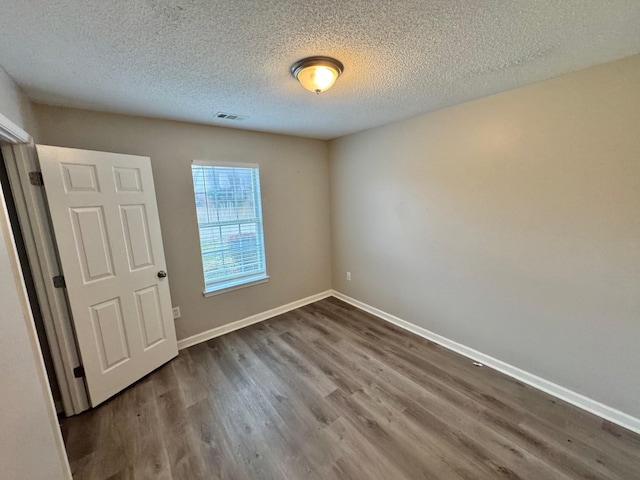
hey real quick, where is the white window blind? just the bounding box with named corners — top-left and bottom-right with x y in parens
top-left (191, 161), bottom-right (267, 294)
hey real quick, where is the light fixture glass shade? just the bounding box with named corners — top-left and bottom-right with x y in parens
top-left (291, 56), bottom-right (344, 94)
top-left (296, 65), bottom-right (339, 93)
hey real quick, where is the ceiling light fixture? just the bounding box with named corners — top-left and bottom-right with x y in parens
top-left (291, 56), bottom-right (344, 94)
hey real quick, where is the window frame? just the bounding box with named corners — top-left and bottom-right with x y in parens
top-left (191, 159), bottom-right (268, 296)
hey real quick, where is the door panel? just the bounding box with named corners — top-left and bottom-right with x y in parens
top-left (113, 166), bottom-right (142, 192)
top-left (61, 163), bottom-right (99, 192)
top-left (37, 145), bottom-right (177, 406)
top-left (90, 298), bottom-right (130, 370)
top-left (70, 206), bottom-right (115, 281)
top-left (135, 285), bottom-right (165, 349)
top-left (120, 204), bottom-right (154, 270)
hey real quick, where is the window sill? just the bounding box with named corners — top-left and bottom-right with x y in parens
top-left (203, 275), bottom-right (269, 297)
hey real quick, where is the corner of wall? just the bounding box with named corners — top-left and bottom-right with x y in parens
top-left (0, 65), bottom-right (39, 140)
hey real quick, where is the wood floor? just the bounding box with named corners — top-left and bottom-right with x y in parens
top-left (61, 297), bottom-right (640, 479)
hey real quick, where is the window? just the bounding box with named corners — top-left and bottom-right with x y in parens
top-left (191, 161), bottom-right (267, 295)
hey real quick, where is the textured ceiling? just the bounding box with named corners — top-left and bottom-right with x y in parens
top-left (0, 1), bottom-right (639, 139)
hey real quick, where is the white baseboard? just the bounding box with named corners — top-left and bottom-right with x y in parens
top-left (176, 290), bottom-right (333, 350)
top-left (331, 290), bottom-right (640, 435)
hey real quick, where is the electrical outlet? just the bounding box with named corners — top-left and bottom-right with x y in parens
top-left (346, 272), bottom-right (351, 281)
top-left (172, 306), bottom-right (181, 319)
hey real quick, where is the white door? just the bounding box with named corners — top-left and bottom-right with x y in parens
top-left (37, 145), bottom-right (178, 407)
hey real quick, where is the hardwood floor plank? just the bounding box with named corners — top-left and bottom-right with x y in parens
top-left (61, 298), bottom-right (640, 479)
top-left (213, 335), bottom-right (329, 480)
top-left (170, 349), bottom-right (209, 408)
top-left (280, 329), bottom-right (364, 395)
top-left (60, 406), bottom-right (101, 463)
top-left (187, 398), bottom-right (242, 480)
top-left (221, 332), bottom-right (340, 439)
top-left (327, 417), bottom-right (411, 480)
top-left (156, 387), bottom-right (209, 479)
top-left (326, 387), bottom-right (462, 479)
top-left (219, 333), bottom-right (347, 478)
top-left (131, 380), bottom-right (172, 480)
top-left (238, 324), bottom-right (341, 406)
top-left (152, 360), bottom-right (179, 397)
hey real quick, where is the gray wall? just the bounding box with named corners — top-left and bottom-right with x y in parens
top-left (34, 106), bottom-right (332, 340)
top-left (330, 54), bottom-right (640, 418)
top-left (0, 68), bottom-right (70, 479)
top-left (0, 65), bottom-right (38, 136)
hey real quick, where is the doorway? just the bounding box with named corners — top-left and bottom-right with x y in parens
top-left (1, 142), bottom-right (90, 416)
top-left (0, 148), bottom-right (63, 411)
top-left (2, 142), bottom-right (179, 414)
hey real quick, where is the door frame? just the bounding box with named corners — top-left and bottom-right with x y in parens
top-left (0, 112), bottom-right (72, 478)
top-left (1, 139), bottom-right (89, 416)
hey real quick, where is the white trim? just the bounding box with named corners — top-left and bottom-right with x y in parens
top-left (331, 290), bottom-right (640, 435)
top-left (203, 275), bottom-right (269, 297)
top-left (177, 290), bottom-right (332, 350)
top-left (0, 112), bottom-right (30, 144)
top-left (192, 159), bottom-right (259, 169)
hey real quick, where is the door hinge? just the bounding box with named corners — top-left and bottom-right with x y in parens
top-left (73, 366), bottom-right (85, 378)
top-left (29, 171), bottom-right (44, 186)
top-left (52, 275), bottom-right (66, 288)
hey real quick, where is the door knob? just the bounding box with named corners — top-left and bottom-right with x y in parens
top-left (157, 270), bottom-right (167, 278)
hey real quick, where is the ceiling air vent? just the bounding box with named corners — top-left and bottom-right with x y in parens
top-left (215, 112), bottom-right (248, 121)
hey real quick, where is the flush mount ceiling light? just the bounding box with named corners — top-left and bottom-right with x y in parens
top-left (291, 56), bottom-right (344, 94)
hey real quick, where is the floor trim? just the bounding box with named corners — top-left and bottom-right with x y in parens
top-left (176, 290), bottom-right (333, 350)
top-left (331, 290), bottom-right (640, 435)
